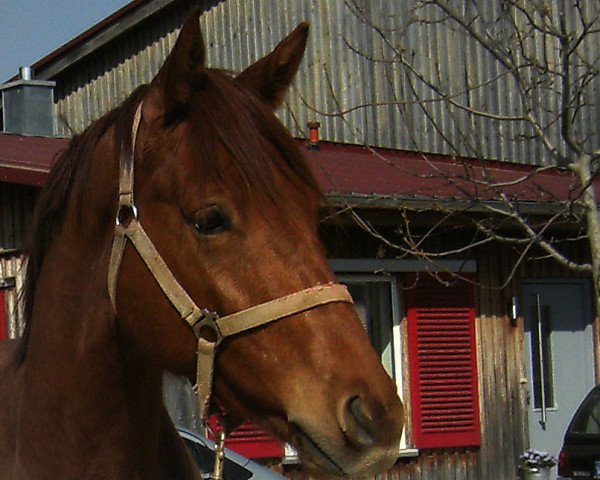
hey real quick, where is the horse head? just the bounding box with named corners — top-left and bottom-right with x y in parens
top-left (107, 10), bottom-right (404, 477)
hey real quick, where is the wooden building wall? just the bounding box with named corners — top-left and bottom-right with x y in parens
top-left (0, 183), bottom-right (37, 252)
top-left (0, 253), bottom-right (25, 339)
top-left (0, 180), bottom-right (592, 479)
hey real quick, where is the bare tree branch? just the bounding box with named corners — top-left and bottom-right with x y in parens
top-left (306, 1), bottom-right (600, 302)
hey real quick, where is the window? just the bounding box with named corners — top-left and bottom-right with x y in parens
top-left (212, 274), bottom-right (405, 460)
top-left (336, 273), bottom-right (415, 453)
top-left (571, 390), bottom-right (600, 435)
top-left (529, 301), bottom-right (555, 409)
top-left (338, 275), bottom-right (401, 379)
top-left (406, 273), bottom-right (481, 449)
top-left (213, 273), bottom-right (406, 459)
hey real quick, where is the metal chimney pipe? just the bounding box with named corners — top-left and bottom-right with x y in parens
top-left (19, 66), bottom-right (32, 80)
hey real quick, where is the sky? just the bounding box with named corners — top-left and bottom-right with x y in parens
top-left (0, 0), bottom-right (131, 83)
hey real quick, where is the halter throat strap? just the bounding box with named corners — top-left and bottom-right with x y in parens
top-left (107, 102), bottom-right (353, 418)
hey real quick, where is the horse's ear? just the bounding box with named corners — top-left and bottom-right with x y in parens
top-left (145, 8), bottom-right (206, 124)
top-left (236, 22), bottom-right (309, 109)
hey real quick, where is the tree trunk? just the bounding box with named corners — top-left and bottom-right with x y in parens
top-left (572, 153), bottom-right (600, 381)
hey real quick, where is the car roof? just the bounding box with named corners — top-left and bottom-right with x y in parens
top-left (564, 385), bottom-right (600, 437)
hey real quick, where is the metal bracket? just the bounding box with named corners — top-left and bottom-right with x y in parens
top-left (0, 277), bottom-right (16, 289)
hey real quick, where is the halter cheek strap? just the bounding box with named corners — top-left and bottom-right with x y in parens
top-left (107, 102), bottom-right (353, 418)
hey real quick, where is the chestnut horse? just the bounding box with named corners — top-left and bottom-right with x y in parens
top-left (0, 10), bottom-right (403, 479)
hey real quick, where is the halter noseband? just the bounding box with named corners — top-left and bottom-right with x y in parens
top-left (107, 103), bottom-right (353, 419)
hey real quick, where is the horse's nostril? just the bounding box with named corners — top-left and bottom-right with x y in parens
top-left (340, 395), bottom-right (377, 448)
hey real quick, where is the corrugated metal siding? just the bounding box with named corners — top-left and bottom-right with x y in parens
top-left (53, 2), bottom-right (187, 134)
top-left (45, 0), bottom-right (600, 165)
top-left (0, 253), bottom-right (26, 339)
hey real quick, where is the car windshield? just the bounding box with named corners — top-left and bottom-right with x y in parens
top-left (570, 391), bottom-right (600, 435)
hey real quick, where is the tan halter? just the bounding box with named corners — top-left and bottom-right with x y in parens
top-left (107, 103), bottom-right (353, 419)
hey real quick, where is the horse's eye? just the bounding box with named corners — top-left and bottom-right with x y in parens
top-left (194, 205), bottom-right (231, 235)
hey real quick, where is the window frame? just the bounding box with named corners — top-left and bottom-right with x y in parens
top-left (336, 272), bottom-right (416, 454)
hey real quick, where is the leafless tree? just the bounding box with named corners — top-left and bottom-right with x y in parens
top-left (306, 0), bottom-right (600, 308)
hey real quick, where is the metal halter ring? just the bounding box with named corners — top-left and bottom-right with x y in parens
top-left (115, 204), bottom-right (139, 227)
top-left (192, 310), bottom-right (223, 345)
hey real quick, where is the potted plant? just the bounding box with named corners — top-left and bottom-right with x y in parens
top-left (518, 449), bottom-right (557, 480)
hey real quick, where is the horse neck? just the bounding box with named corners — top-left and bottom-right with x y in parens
top-left (16, 133), bottom-right (171, 478)
top-left (22, 126), bottom-right (125, 390)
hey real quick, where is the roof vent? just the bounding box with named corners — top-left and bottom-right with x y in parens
top-left (1, 67), bottom-right (56, 136)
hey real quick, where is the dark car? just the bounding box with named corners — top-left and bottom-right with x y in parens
top-left (178, 427), bottom-right (286, 479)
top-left (558, 385), bottom-right (600, 479)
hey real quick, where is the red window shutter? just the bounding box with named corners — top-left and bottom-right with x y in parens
top-left (207, 416), bottom-right (284, 459)
top-left (0, 290), bottom-right (7, 340)
top-left (407, 273), bottom-right (481, 448)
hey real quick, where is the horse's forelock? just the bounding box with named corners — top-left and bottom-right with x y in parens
top-left (184, 69), bottom-right (321, 211)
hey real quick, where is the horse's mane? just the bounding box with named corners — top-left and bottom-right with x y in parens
top-left (18, 69), bottom-right (321, 363)
top-left (17, 86), bottom-right (147, 363)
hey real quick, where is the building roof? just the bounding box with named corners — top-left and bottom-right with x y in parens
top-left (304, 142), bottom-right (595, 212)
top-left (30, 0), bottom-right (166, 80)
top-left (1, 133), bottom-right (594, 213)
top-left (0, 133), bottom-right (69, 186)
